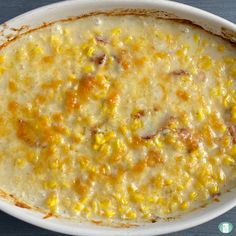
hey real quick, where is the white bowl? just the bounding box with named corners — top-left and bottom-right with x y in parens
top-left (0, 1), bottom-right (236, 235)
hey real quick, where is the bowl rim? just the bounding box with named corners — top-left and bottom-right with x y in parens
top-left (0, 0), bottom-right (236, 235)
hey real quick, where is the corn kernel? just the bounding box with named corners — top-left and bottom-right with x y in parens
top-left (112, 27), bottom-right (121, 35)
top-left (33, 47), bottom-right (44, 56)
top-left (119, 124), bottom-right (128, 135)
top-left (131, 119), bottom-right (143, 131)
top-left (190, 192), bottom-right (198, 200)
top-left (217, 45), bottom-right (225, 52)
top-left (46, 193), bottom-right (58, 211)
top-left (199, 55), bottom-right (213, 70)
top-left (72, 133), bottom-right (84, 143)
top-left (193, 34), bottom-right (200, 43)
top-left (230, 145), bottom-right (236, 156)
top-left (113, 138), bottom-right (127, 153)
top-left (154, 136), bottom-right (163, 148)
top-left (15, 158), bottom-right (25, 168)
top-left (230, 66), bottom-right (236, 77)
top-left (95, 133), bottom-right (106, 145)
top-left (224, 57), bottom-right (235, 65)
top-left (223, 155), bottom-right (235, 165)
top-left (104, 209), bottom-right (116, 218)
top-left (180, 201), bottom-right (189, 210)
top-left (0, 55), bottom-right (4, 63)
top-left (165, 179), bottom-right (173, 186)
top-left (231, 106), bottom-right (236, 121)
top-left (216, 169), bottom-right (226, 182)
top-left (126, 210), bottom-right (137, 219)
top-left (124, 36), bottom-right (133, 43)
top-left (195, 109), bottom-right (205, 121)
top-left (209, 184), bottom-right (219, 195)
top-left (99, 144), bottom-right (112, 156)
top-left (45, 180), bottom-right (57, 189)
top-left (0, 67), bottom-right (5, 75)
top-left (86, 47), bottom-right (95, 57)
top-left (74, 202), bottom-right (83, 212)
top-left (83, 64), bottom-right (94, 73)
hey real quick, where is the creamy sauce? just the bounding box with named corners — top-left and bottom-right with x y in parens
top-left (0, 15), bottom-right (235, 224)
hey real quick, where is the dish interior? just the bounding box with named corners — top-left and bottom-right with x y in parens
top-left (0, 13), bottom-right (236, 226)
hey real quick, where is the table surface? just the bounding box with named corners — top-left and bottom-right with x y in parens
top-left (0, 0), bottom-right (235, 235)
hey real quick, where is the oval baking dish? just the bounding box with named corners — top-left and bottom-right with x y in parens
top-left (0, 0), bottom-right (236, 235)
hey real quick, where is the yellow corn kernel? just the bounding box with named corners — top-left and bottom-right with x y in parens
top-left (223, 95), bottom-right (231, 107)
top-left (209, 183), bottom-right (219, 195)
top-left (165, 133), bottom-right (178, 145)
top-left (224, 57), bottom-right (235, 65)
top-left (176, 48), bottom-right (187, 57)
top-left (27, 152), bottom-right (39, 164)
top-left (93, 144), bottom-right (100, 151)
top-left (105, 131), bottom-right (116, 141)
top-left (193, 34), bottom-right (200, 43)
top-left (119, 124), bottom-right (128, 135)
top-left (195, 109), bottom-right (205, 121)
top-left (217, 44), bottom-right (225, 52)
top-left (115, 193), bottom-right (128, 205)
top-left (190, 191), bottom-right (198, 200)
top-left (165, 179), bottom-right (173, 186)
top-left (72, 133), bottom-right (84, 143)
top-left (210, 87), bottom-right (219, 97)
top-left (231, 106), bottom-right (236, 121)
top-left (180, 201), bottom-right (189, 210)
top-left (74, 202), bottom-right (83, 212)
top-left (154, 30), bottom-right (165, 40)
top-left (124, 35), bottom-right (133, 43)
top-left (0, 67), bottom-right (5, 75)
top-left (142, 212), bottom-right (152, 219)
top-left (125, 210), bottom-right (137, 219)
top-left (113, 138), bottom-right (127, 153)
top-left (51, 35), bottom-right (61, 46)
top-left (91, 200), bottom-right (98, 214)
top-left (15, 158), bottom-right (25, 168)
top-left (95, 133), bottom-right (106, 145)
top-left (154, 136), bottom-right (163, 148)
top-left (112, 27), bottom-right (121, 35)
top-left (33, 47), bottom-right (44, 56)
top-left (155, 51), bottom-right (168, 59)
top-left (177, 185), bottom-right (184, 191)
top-left (104, 209), bottom-right (116, 218)
top-left (131, 119), bottom-right (143, 131)
top-left (0, 55), bottom-right (4, 63)
top-left (83, 64), bottom-right (94, 73)
top-left (230, 145), bottom-right (236, 156)
top-left (61, 181), bottom-right (70, 189)
top-left (131, 193), bottom-right (145, 203)
top-left (223, 155), bottom-right (235, 165)
top-left (77, 156), bottom-right (89, 169)
top-left (216, 169), bottom-right (226, 183)
top-left (86, 47), bottom-right (95, 57)
top-left (94, 90), bottom-right (107, 99)
top-left (199, 55), bottom-right (213, 70)
top-left (99, 144), bottom-right (112, 156)
top-left (45, 180), bottom-right (57, 189)
top-left (169, 201), bottom-right (178, 212)
top-left (46, 193), bottom-right (58, 211)
top-left (157, 197), bottom-right (165, 205)
top-left (230, 66), bottom-right (236, 77)
top-left (147, 196), bottom-right (159, 203)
